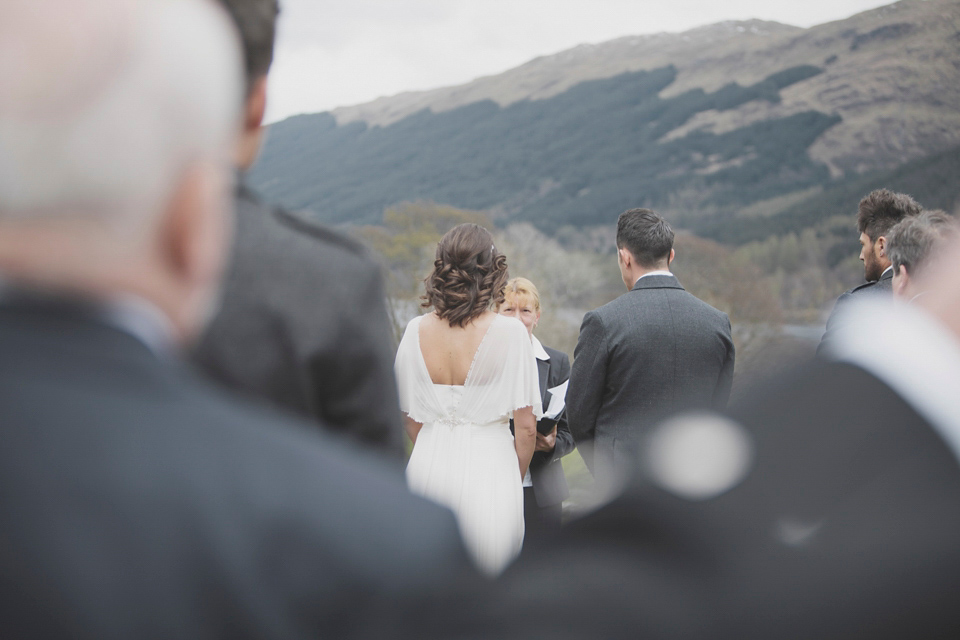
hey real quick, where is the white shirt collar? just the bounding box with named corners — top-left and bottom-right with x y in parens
top-left (881, 265), bottom-right (893, 277)
top-left (823, 298), bottom-right (960, 465)
top-left (101, 295), bottom-right (177, 357)
top-left (0, 276), bottom-right (175, 356)
top-left (635, 270), bottom-right (673, 285)
top-left (531, 335), bottom-right (550, 361)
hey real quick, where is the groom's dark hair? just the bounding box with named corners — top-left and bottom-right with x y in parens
top-left (217, 0), bottom-right (280, 97)
top-left (617, 208), bottom-right (674, 267)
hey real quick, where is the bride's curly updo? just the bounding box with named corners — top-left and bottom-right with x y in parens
top-left (421, 223), bottom-right (509, 327)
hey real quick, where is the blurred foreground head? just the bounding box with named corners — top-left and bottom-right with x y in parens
top-left (0, 0), bottom-right (242, 342)
top-left (915, 235), bottom-right (960, 340)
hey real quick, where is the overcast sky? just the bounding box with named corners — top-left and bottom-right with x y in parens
top-left (265, 0), bottom-right (895, 123)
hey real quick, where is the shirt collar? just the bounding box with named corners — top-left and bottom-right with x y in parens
top-left (100, 295), bottom-right (177, 357)
top-left (881, 265), bottom-right (893, 278)
top-left (635, 270), bottom-right (673, 285)
top-left (822, 297), bottom-right (960, 465)
top-left (0, 275), bottom-right (176, 357)
top-left (531, 335), bottom-right (550, 361)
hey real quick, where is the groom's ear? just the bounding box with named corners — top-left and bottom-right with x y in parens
top-left (618, 247), bottom-right (632, 268)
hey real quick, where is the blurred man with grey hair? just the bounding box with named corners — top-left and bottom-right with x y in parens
top-left (192, 0), bottom-right (405, 459)
top-left (0, 1), bottom-right (468, 637)
top-left (887, 209), bottom-right (957, 301)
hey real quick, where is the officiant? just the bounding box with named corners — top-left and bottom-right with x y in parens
top-left (500, 278), bottom-right (575, 537)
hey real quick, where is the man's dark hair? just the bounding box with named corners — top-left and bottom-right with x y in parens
top-left (217, 0), bottom-right (280, 96)
top-left (616, 208), bottom-right (675, 268)
top-left (856, 189), bottom-right (922, 242)
top-left (887, 210), bottom-right (956, 276)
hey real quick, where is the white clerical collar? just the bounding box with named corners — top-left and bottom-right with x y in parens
top-left (881, 265), bottom-right (893, 278)
top-left (635, 270), bottom-right (673, 285)
top-left (823, 298), bottom-right (960, 464)
top-left (531, 335), bottom-right (550, 361)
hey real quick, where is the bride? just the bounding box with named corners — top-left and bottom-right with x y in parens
top-left (395, 223), bottom-right (542, 575)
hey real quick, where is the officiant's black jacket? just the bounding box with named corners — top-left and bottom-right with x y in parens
top-left (193, 182), bottom-right (404, 458)
top-left (529, 345), bottom-right (575, 508)
top-left (0, 297), bottom-right (469, 639)
top-left (380, 359), bottom-right (960, 639)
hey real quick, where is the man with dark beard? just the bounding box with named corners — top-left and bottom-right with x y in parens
top-left (818, 189), bottom-right (921, 354)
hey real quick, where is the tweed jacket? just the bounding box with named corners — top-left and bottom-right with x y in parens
top-left (567, 274), bottom-right (734, 473)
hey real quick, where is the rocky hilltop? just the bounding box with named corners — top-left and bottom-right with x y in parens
top-left (331, 0), bottom-right (960, 178)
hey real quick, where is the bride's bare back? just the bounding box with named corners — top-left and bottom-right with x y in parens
top-left (418, 310), bottom-right (497, 385)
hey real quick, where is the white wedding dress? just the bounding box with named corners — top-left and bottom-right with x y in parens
top-left (396, 314), bottom-right (543, 575)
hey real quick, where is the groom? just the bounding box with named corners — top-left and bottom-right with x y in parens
top-left (567, 208), bottom-right (735, 478)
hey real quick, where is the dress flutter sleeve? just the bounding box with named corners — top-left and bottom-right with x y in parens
top-left (394, 315), bottom-right (437, 424)
top-left (459, 315), bottom-right (543, 424)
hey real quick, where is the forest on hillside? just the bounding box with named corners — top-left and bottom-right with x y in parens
top-left (251, 64), bottom-right (836, 232)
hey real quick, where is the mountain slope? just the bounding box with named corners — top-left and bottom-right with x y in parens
top-left (250, 0), bottom-right (960, 238)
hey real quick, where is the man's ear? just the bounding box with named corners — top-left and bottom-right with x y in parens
top-left (668, 248), bottom-right (675, 266)
top-left (895, 264), bottom-right (910, 296)
top-left (245, 75), bottom-right (268, 133)
top-left (875, 235), bottom-right (887, 259)
top-left (618, 247), bottom-right (632, 268)
top-left (235, 75), bottom-right (268, 170)
top-left (160, 162), bottom-right (229, 294)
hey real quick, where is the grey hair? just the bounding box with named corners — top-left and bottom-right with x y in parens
top-left (0, 0), bottom-right (242, 232)
top-left (887, 210), bottom-right (957, 276)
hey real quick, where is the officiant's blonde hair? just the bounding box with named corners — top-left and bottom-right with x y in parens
top-left (501, 277), bottom-right (541, 312)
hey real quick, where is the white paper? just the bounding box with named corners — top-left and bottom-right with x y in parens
top-left (544, 379), bottom-right (568, 420)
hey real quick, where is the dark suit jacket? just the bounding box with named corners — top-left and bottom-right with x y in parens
top-left (0, 296), bottom-right (469, 639)
top-left (193, 182), bottom-right (404, 458)
top-left (384, 360), bottom-right (960, 639)
top-left (529, 345), bottom-right (575, 508)
top-left (567, 274), bottom-right (735, 473)
top-left (817, 267), bottom-right (893, 355)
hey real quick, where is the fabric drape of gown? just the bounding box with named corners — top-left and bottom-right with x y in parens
top-left (396, 314), bottom-right (543, 575)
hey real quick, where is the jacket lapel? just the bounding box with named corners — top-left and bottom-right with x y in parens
top-left (537, 358), bottom-right (550, 406)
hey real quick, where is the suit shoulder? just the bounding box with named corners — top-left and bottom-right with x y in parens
top-left (234, 185), bottom-right (378, 274)
top-left (848, 281), bottom-right (877, 295)
top-left (273, 206), bottom-right (373, 260)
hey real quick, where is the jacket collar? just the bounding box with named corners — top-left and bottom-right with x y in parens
top-left (631, 273), bottom-right (684, 292)
top-left (531, 335), bottom-right (550, 361)
top-left (0, 280), bottom-right (175, 357)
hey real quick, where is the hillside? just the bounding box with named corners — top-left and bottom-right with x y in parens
top-left (250, 0), bottom-right (960, 240)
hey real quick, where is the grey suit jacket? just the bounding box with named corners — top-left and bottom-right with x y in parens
top-left (193, 181), bottom-right (404, 458)
top-left (817, 267), bottom-right (893, 356)
top-left (567, 274), bottom-right (734, 473)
